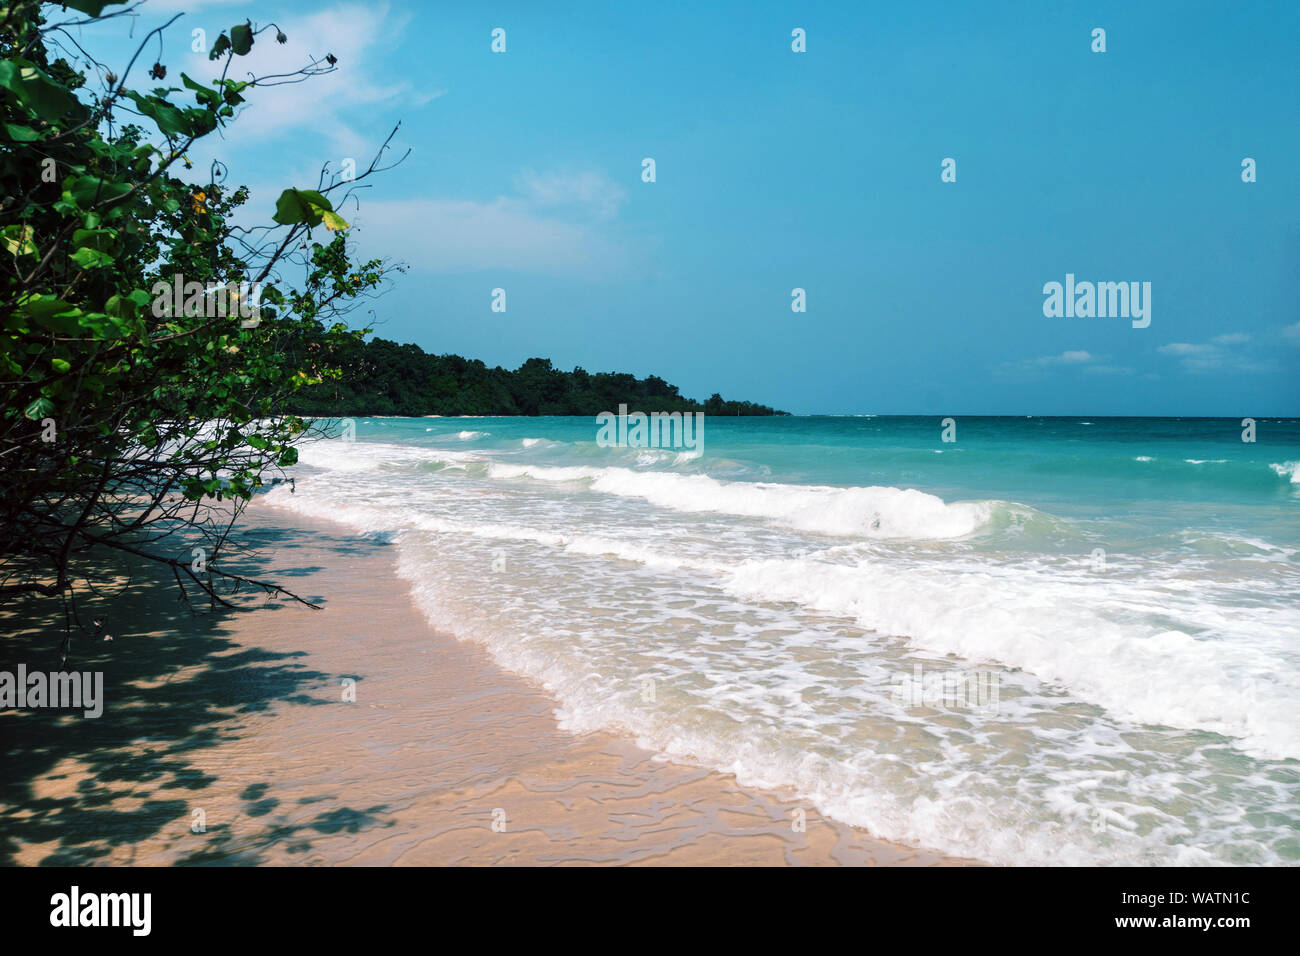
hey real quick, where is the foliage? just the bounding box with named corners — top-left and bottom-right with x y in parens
top-left (0, 1), bottom-right (402, 624)
top-left (292, 343), bottom-right (789, 417)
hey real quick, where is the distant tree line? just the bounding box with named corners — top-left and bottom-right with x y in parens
top-left (289, 338), bottom-right (789, 416)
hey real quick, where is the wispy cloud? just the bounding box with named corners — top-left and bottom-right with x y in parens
top-left (146, 0), bottom-right (253, 11)
top-left (1039, 350), bottom-right (1094, 365)
top-left (1282, 322), bottom-right (1300, 344)
top-left (1211, 332), bottom-right (1250, 345)
top-left (993, 350), bottom-right (1133, 381)
top-left (1157, 333), bottom-right (1271, 373)
top-left (514, 169), bottom-right (627, 221)
top-left (351, 169), bottom-right (643, 277)
top-left (186, 2), bottom-right (424, 164)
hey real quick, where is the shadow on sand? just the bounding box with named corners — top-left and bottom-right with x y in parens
top-left (0, 522), bottom-right (391, 865)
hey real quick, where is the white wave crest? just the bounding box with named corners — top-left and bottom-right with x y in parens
top-left (486, 464), bottom-right (995, 540)
top-left (1269, 461), bottom-right (1300, 484)
top-left (722, 557), bottom-right (1300, 761)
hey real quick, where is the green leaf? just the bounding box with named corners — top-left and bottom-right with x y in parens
top-left (72, 227), bottom-right (117, 251)
top-left (2, 225), bottom-right (36, 257)
top-left (0, 60), bottom-right (79, 122)
top-left (124, 90), bottom-right (193, 138)
top-left (31, 309), bottom-right (84, 335)
top-left (17, 294), bottom-right (76, 322)
top-left (106, 293), bottom-right (147, 323)
top-left (208, 34), bottom-right (232, 61)
top-left (231, 23), bottom-right (255, 56)
top-left (24, 397), bottom-right (54, 421)
top-left (56, 0), bottom-right (130, 15)
top-left (64, 175), bottom-right (132, 209)
top-left (180, 73), bottom-right (220, 106)
top-left (51, 358), bottom-right (71, 373)
top-left (2, 123), bottom-right (40, 142)
top-left (272, 188), bottom-right (333, 227)
top-left (69, 246), bottom-right (115, 270)
top-left (186, 107), bottom-right (218, 136)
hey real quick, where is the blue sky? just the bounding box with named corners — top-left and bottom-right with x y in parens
top-left (74, 0), bottom-right (1299, 414)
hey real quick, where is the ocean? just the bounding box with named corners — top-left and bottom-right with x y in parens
top-left (263, 415), bottom-right (1300, 865)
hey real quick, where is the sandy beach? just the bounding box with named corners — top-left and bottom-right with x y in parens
top-left (0, 502), bottom-right (967, 866)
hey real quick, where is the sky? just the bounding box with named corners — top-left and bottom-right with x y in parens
top-left (68, 0), bottom-right (1299, 415)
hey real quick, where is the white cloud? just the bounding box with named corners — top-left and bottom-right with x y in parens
top-left (1157, 335), bottom-right (1270, 373)
top-left (1052, 350), bottom-right (1093, 364)
top-left (1282, 322), bottom-right (1300, 344)
top-left (1024, 349), bottom-right (1092, 367)
top-left (515, 169), bottom-right (627, 221)
top-left (185, 3), bottom-right (423, 166)
top-left (993, 349), bottom-right (1124, 380)
top-left (350, 171), bottom-right (642, 277)
top-left (1158, 342), bottom-right (1212, 357)
top-left (145, 0), bottom-right (252, 11)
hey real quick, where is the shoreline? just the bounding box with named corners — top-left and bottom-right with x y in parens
top-left (0, 502), bottom-right (971, 866)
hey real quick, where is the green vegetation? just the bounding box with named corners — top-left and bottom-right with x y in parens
top-left (0, 1), bottom-right (398, 615)
top-left (0, 1), bottom-right (782, 630)
top-left (292, 342), bottom-right (789, 417)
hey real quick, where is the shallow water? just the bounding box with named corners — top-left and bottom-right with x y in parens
top-left (265, 415), bottom-right (1300, 865)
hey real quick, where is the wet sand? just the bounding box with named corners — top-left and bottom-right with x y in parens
top-left (0, 504), bottom-right (970, 866)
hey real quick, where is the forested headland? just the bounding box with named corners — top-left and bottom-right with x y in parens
top-left (290, 338), bottom-right (789, 417)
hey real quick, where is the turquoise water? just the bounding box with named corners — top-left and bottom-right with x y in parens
top-left (267, 415), bottom-right (1300, 865)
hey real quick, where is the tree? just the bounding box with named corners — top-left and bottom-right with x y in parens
top-left (290, 339), bottom-right (789, 418)
top-left (0, 0), bottom-right (404, 641)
